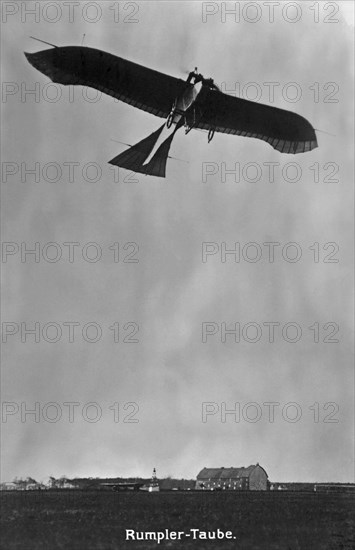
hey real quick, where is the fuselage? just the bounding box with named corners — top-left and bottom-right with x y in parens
top-left (172, 81), bottom-right (203, 125)
top-left (143, 81), bottom-right (203, 165)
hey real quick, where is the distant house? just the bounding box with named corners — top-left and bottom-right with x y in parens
top-left (196, 463), bottom-right (268, 491)
top-left (41, 477), bottom-right (77, 489)
top-left (0, 482), bottom-right (18, 491)
top-left (62, 481), bottom-right (77, 489)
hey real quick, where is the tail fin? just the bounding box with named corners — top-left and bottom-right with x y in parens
top-left (109, 124), bottom-right (165, 173)
top-left (109, 124), bottom-right (180, 178)
top-left (140, 131), bottom-right (177, 177)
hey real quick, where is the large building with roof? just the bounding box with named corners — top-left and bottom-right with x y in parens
top-left (196, 464), bottom-right (268, 491)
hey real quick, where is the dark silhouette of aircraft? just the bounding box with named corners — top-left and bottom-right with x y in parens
top-left (101, 468), bottom-right (159, 492)
top-left (25, 42), bottom-right (318, 178)
top-left (101, 481), bottom-right (145, 492)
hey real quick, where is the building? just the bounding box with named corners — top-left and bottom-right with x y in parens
top-left (0, 482), bottom-right (18, 491)
top-left (196, 463), bottom-right (268, 491)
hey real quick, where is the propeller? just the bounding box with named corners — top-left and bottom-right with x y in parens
top-left (177, 66), bottom-right (221, 91)
top-left (177, 65), bottom-right (199, 78)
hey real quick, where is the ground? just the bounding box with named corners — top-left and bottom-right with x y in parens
top-left (1, 490), bottom-right (354, 549)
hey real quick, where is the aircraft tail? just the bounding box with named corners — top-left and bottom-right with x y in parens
top-left (109, 124), bottom-right (165, 173)
top-left (140, 130), bottom-right (177, 177)
top-left (109, 124), bottom-right (180, 178)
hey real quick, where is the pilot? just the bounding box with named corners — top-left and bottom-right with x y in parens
top-left (187, 67), bottom-right (201, 85)
top-left (186, 70), bottom-right (218, 90)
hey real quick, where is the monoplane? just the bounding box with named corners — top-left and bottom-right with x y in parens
top-left (101, 468), bottom-right (159, 492)
top-left (101, 481), bottom-right (145, 492)
top-left (25, 41), bottom-right (318, 178)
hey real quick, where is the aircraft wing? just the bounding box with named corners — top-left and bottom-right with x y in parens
top-left (24, 46), bottom-right (186, 119)
top-left (25, 45), bottom-right (317, 155)
top-left (192, 87), bottom-right (318, 154)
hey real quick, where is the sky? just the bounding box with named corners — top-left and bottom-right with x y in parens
top-left (1, 1), bottom-right (354, 483)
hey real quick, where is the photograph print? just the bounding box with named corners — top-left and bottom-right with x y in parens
top-left (1, 1), bottom-right (354, 549)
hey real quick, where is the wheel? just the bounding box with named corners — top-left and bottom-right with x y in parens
top-left (208, 128), bottom-right (215, 143)
top-left (166, 113), bottom-right (174, 128)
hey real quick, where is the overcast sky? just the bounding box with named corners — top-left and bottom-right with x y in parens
top-left (1, 1), bottom-right (354, 483)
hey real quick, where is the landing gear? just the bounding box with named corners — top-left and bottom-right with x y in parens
top-left (166, 99), bottom-right (177, 128)
top-left (184, 116), bottom-right (194, 134)
top-left (166, 112), bottom-right (174, 128)
top-left (184, 107), bottom-right (198, 135)
top-left (208, 127), bottom-right (215, 143)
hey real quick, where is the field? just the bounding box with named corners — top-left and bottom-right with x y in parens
top-left (1, 490), bottom-right (354, 549)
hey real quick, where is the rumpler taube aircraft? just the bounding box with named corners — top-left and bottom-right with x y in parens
top-left (101, 468), bottom-right (160, 492)
top-left (101, 480), bottom-right (145, 492)
top-left (25, 39), bottom-right (318, 178)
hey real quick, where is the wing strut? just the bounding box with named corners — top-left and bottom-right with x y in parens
top-left (29, 36), bottom-right (57, 48)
